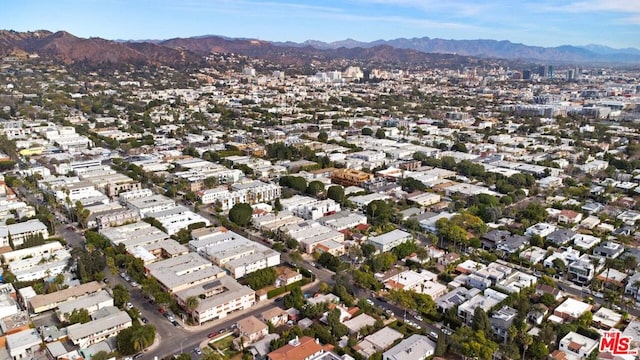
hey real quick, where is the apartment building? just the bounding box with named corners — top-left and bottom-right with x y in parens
top-left (28, 281), bottom-right (105, 314)
top-left (175, 275), bottom-right (255, 325)
top-left (367, 229), bottom-right (412, 253)
top-left (189, 230), bottom-right (280, 278)
top-left (67, 310), bottom-right (132, 349)
top-left (330, 169), bottom-right (373, 187)
top-left (198, 180), bottom-right (281, 210)
top-left (1, 220), bottom-right (49, 248)
top-left (126, 194), bottom-right (176, 217)
top-left (145, 253), bottom-right (226, 294)
top-left (458, 289), bottom-right (508, 325)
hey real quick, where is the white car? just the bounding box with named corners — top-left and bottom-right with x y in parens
top-left (125, 302), bottom-right (133, 310)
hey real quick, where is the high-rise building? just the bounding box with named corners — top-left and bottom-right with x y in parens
top-left (548, 65), bottom-right (554, 79)
top-left (567, 69), bottom-right (575, 81)
top-left (537, 65), bottom-right (547, 77)
top-left (522, 70), bottom-right (531, 80)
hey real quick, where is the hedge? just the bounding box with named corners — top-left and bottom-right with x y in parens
top-left (267, 278), bottom-right (311, 299)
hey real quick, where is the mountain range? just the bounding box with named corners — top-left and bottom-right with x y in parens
top-left (276, 37), bottom-right (640, 64)
top-left (0, 30), bottom-right (638, 68)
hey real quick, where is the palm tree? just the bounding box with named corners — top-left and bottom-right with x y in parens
top-left (131, 330), bottom-right (146, 353)
top-left (185, 296), bottom-right (200, 324)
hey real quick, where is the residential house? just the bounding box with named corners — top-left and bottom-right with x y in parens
top-left (592, 241), bottom-right (624, 259)
top-left (276, 268), bottom-right (303, 288)
top-left (268, 336), bottom-right (333, 360)
top-left (491, 306), bottom-right (518, 343)
top-left (383, 334), bottom-right (436, 360)
top-left (546, 229), bottom-right (577, 246)
top-left (558, 332), bottom-right (598, 359)
top-left (355, 327), bottom-right (404, 359)
top-left (261, 308), bottom-right (289, 327)
top-left (237, 316), bottom-right (269, 344)
top-left (554, 298), bottom-right (592, 322)
top-left (558, 210), bottom-right (583, 224)
top-left (568, 255), bottom-right (596, 285)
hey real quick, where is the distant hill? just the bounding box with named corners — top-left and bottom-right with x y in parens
top-left (276, 37), bottom-right (640, 64)
top-left (0, 30), bottom-right (202, 67)
top-left (1, 30), bottom-right (636, 67)
top-left (159, 35), bottom-right (488, 68)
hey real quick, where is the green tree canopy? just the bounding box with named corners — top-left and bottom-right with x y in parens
top-left (229, 203), bottom-right (253, 226)
top-left (326, 185), bottom-right (345, 203)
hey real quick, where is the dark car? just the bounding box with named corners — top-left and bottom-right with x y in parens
top-left (172, 320), bottom-right (180, 327)
top-left (207, 332), bottom-right (217, 338)
top-left (133, 353), bottom-right (144, 359)
top-left (141, 317), bottom-right (148, 324)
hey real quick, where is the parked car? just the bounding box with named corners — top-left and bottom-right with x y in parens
top-left (125, 302), bottom-right (133, 310)
top-left (428, 331), bottom-right (439, 340)
top-left (193, 347), bottom-right (202, 355)
top-left (415, 315), bottom-right (423, 322)
top-left (207, 332), bottom-right (217, 338)
top-left (141, 317), bottom-right (148, 324)
top-left (366, 299), bottom-right (374, 306)
top-left (130, 281), bottom-right (139, 287)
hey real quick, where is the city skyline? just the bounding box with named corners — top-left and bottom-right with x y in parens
top-left (4, 0), bottom-right (640, 49)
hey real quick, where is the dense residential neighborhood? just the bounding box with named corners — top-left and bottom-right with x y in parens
top-left (0, 43), bottom-right (639, 360)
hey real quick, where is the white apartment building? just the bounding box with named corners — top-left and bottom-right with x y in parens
top-left (118, 188), bottom-right (153, 204)
top-left (145, 253), bottom-right (226, 294)
top-left (100, 221), bottom-right (169, 250)
top-left (2, 220), bottom-right (49, 248)
top-left (189, 230), bottom-right (280, 278)
top-left (317, 211), bottom-right (367, 231)
top-left (6, 244), bottom-right (71, 282)
top-left (280, 195), bottom-right (340, 220)
top-left (147, 206), bottom-right (210, 235)
top-left (175, 276), bottom-right (255, 325)
top-left (367, 229), bottom-right (412, 253)
top-left (198, 181), bottom-right (281, 210)
top-left (56, 290), bottom-right (114, 322)
top-left (126, 194), bottom-right (176, 217)
top-left (67, 310), bottom-right (132, 349)
top-left (284, 221), bottom-right (344, 254)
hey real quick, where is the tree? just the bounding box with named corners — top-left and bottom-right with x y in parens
top-left (362, 127), bottom-right (373, 136)
top-left (318, 252), bottom-right (341, 272)
top-left (317, 131), bottom-right (328, 143)
top-left (435, 331), bottom-right (447, 356)
top-left (116, 324), bottom-right (156, 355)
top-left (528, 340), bottom-right (549, 360)
top-left (246, 267), bottom-right (277, 290)
top-left (113, 284), bottom-right (130, 308)
top-left (450, 327), bottom-right (498, 360)
top-left (66, 308), bottom-right (91, 324)
top-left (185, 296), bottom-right (200, 322)
top-left (306, 181), bottom-right (325, 197)
top-left (229, 203), bottom-right (253, 226)
top-left (283, 287), bottom-right (304, 309)
top-left (471, 307), bottom-right (493, 338)
top-left (361, 243), bottom-right (377, 258)
top-left (375, 128), bottom-right (386, 139)
top-left (326, 185), bottom-right (345, 203)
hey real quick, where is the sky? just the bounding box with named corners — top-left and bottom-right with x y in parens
top-left (3, 0), bottom-right (640, 49)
